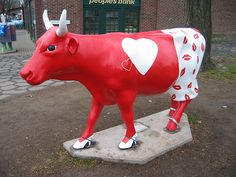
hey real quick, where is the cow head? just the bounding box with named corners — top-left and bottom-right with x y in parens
top-left (20, 10), bottom-right (79, 85)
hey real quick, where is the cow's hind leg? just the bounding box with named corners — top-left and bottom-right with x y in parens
top-left (117, 91), bottom-right (137, 150)
top-left (168, 100), bottom-right (179, 117)
top-left (165, 99), bottom-right (191, 133)
top-left (73, 98), bottom-right (104, 150)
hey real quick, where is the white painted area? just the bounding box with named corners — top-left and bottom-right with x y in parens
top-left (118, 133), bottom-right (137, 149)
top-left (73, 135), bottom-right (94, 150)
top-left (162, 28), bottom-right (206, 101)
top-left (122, 38), bottom-right (158, 75)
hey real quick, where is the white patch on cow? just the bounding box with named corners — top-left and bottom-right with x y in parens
top-left (122, 38), bottom-right (158, 75)
top-left (162, 29), bottom-right (184, 61)
top-left (162, 28), bottom-right (206, 101)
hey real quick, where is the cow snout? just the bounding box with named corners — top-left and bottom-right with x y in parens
top-left (20, 69), bottom-right (33, 81)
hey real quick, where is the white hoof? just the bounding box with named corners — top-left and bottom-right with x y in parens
top-left (118, 134), bottom-right (137, 150)
top-left (73, 135), bottom-right (94, 150)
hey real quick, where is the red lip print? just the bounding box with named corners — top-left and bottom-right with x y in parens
top-left (171, 94), bottom-right (176, 100)
top-left (194, 88), bottom-right (199, 93)
top-left (193, 69), bottom-right (196, 75)
top-left (173, 85), bottom-right (182, 90)
top-left (185, 94), bottom-right (190, 100)
top-left (192, 43), bottom-right (197, 51)
top-left (183, 36), bottom-right (188, 44)
top-left (187, 82), bottom-right (192, 88)
top-left (194, 34), bottom-right (199, 39)
top-left (183, 54), bottom-right (191, 61)
top-left (201, 43), bottom-right (205, 52)
top-left (180, 68), bottom-right (186, 77)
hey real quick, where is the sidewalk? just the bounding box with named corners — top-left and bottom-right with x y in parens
top-left (1, 30), bottom-right (34, 56)
top-left (0, 30), bottom-right (70, 100)
top-left (13, 30), bottom-right (35, 54)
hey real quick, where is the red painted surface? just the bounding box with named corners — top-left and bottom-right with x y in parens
top-left (20, 24), bottom-right (204, 146)
top-left (20, 28), bottom-right (180, 104)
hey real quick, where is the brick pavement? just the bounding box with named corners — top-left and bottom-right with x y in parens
top-left (0, 30), bottom-right (72, 100)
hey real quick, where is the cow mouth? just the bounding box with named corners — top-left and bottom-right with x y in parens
top-left (20, 70), bottom-right (42, 85)
top-left (20, 69), bottom-right (33, 80)
top-left (25, 70), bottom-right (34, 81)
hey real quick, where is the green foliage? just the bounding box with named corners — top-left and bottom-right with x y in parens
top-left (228, 64), bottom-right (236, 74)
top-left (201, 59), bottom-right (216, 71)
top-left (212, 34), bottom-right (236, 43)
top-left (57, 149), bottom-right (96, 169)
top-left (188, 113), bottom-right (198, 124)
top-left (200, 56), bottom-right (236, 80)
top-left (187, 113), bottom-right (202, 128)
top-left (31, 148), bottom-right (97, 175)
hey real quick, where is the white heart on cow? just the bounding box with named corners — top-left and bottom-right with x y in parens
top-left (121, 38), bottom-right (158, 75)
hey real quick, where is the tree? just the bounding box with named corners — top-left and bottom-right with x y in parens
top-left (186, 0), bottom-right (215, 70)
top-left (0, 0), bottom-right (21, 14)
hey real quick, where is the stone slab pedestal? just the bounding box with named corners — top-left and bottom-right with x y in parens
top-left (63, 109), bottom-right (192, 164)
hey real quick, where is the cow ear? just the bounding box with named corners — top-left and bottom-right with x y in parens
top-left (67, 37), bottom-right (79, 54)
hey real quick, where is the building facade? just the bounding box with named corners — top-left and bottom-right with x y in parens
top-left (24, 0), bottom-right (236, 41)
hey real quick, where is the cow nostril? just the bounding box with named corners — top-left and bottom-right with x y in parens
top-left (20, 70), bottom-right (33, 80)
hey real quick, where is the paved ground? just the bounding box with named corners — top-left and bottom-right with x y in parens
top-left (0, 74), bottom-right (235, 177)
top-left (211, 39), bottom-right (236, 62)
top-left (0, 30), bottom-right (71, 100)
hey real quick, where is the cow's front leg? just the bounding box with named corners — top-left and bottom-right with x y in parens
top-left (73, 98), bottom-right (104, 150)
top-left (165, 99), bottom-right (191, 133)
top-left (117, 91), bottom-right (137, 150)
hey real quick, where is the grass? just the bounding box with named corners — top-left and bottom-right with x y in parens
top-left (187, 113), bottom-right (202, 128)
top-left (31, 147), bottom-right (97, 175)
top-left (201, 65), bottom-right (236, 80)
top-left (212, 34), bottom-right (236, 43)
top-left (200, 56), bottom-right (236, 80)
top-left (57, 149), bottom-right (96, 168)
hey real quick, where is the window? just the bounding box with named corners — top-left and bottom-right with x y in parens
top-left (84, 9), bottom-right (100, 34)
top-left (124, 10), bottom-right (138, 33)
top-left (83, 1), bottom-right (140, 34)
top-left (106, 11), bottom-right (119, 33)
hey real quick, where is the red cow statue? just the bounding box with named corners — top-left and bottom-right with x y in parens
top-left (20, 10), bottom-right (205, 150)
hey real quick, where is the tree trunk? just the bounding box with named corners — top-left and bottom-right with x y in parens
top-left (1, 0), bottom-right (6, 14)
top-left (186, 0), bottom-right (214, 70)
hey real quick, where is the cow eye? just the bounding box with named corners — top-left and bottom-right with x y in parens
top-left (47, 45), bottom-right (56, 51)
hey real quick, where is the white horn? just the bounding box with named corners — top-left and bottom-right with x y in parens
top-left (56, 9), bottom-right (68, 37)
top-left (43, 10), bottom-right (53, 30)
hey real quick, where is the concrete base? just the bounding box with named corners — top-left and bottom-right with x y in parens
top-left (63, 109), bottom-right (192, 164)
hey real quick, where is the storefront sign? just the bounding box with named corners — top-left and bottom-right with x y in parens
top-left (85, 0), bottom-right (140, 6)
